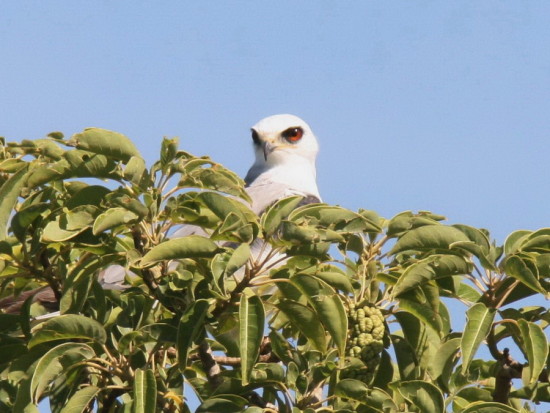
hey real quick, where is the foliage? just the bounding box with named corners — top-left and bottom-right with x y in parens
top-left (0, 129), bottom-right (548, 413)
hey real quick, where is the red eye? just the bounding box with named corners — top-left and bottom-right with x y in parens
top-left (282, 127), bottom-right (303, 143)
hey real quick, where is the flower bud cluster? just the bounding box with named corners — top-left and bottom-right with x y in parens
top-left (343, 303), bottom-right (385, 383)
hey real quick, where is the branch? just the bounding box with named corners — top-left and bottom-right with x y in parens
top-left (198, 340), bottom-right (222, 387)
top-left (493, 348), bottom-right (523, 404)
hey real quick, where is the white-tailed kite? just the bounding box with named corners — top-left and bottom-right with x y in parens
top-left (0, 114), bottom-right (321, 313)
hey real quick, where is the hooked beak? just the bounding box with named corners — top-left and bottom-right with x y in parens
top-left (262, 141), bottom-right (276, 161)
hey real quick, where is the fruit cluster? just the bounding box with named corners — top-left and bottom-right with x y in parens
top-left (343, 303), bottom-right (385, 383)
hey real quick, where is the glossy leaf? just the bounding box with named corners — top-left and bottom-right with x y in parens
top-left (239, 294), bottom-right (265, 384)
top-left (140, 235), bottom-right (220, 267)
top-left (461, 303), bottom-right (496, 372)
top-left (133, 368), bottom-right (157, 413)
top-left (29, 315), bottom-right (107, 348)
top-left (390, 225), bottom-right (469, 255)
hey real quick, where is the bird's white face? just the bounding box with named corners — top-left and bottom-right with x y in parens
top-left (250, 114), bottom-right (319, 167)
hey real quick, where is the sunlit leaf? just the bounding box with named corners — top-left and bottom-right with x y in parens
top-left (0, 164), bottom-right (28, 241)
top-left (394, 380), bottom-right (444, 413)
top-left (461, 303), bottom-right (496, 372)
top-left (390, 225), bottom-right (469, 255)
top-left (67, 128), bottom-right (141, 162)
top-left (93, 207), bottom-right (139, 235)
top-left (460, 401), bottom-right (519, 413)
top-left (517, 319), bottom-right (548, 386)
top-left (140, 236), bottom-right (220, 267)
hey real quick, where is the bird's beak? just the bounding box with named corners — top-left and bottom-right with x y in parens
top-left (262, 141), bottom-right (276, 161)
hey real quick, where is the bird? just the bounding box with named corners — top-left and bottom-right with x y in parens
top-left (0, 114), bottom-right (321, 314)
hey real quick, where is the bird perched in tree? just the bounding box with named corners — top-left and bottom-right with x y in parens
top-left (0, 114), bottom-right (321, 314)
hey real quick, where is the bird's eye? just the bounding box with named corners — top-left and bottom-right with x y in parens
top-left (282, 127), bottom-right (303, 143)
top-left (251, 129), bottom-right (261, 145)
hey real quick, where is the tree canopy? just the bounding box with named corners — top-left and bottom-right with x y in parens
top-left (0, 129), bottom-right (548, 412)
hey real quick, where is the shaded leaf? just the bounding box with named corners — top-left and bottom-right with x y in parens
top-left (177, 299), bottom-right (210, 369)
top-left (31, 342), bottom-right (95, 403)
top-left (277, 300), bottom-right (327, 352)
top-left (29, 315), bottom-right (107, 348)
top-left (393, 254), bottom-right (472, 296)
top-left (290, 274), bottom-right (347, 356)
top-left (133, 368), bottom-right (157, 413)
top-left (239, 294), bottom-right (265, 385)
top-left (60, 386), bottom-right (100, 413)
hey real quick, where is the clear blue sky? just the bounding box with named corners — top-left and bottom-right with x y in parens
top-left (1, 2), bottom-right (548, 411)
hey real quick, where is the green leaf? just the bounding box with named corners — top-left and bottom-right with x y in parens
top-left (261, 196), bottom-right (304, 236)
top-left (68, 128), bottom-right (141, 163)
top-left (66, 185), bottom-right (111, 209)
top-left (517, 319), bottom-right (548, 386)
top-left (239, 294), bottom-right (265, 385)
top-left (124, 156), bottom-right (149, 187)
top-left (461, 401), bottom-right (519, 413)
top-left (334, 379), bottom-right (369, 401)
top-left (140, 236), bottom-right (220, 267)
top-left (225, 243), bottom-right (251, 278)
top-left (460, 303), bottom-right (496, 372)
top-left (177, 299), bottom-right (210, 369)
top-left (504, 230), bottom-right (532, 255)
top-left (393, 254), bottom-right (472, 297)
top-left (504, 255), bottom-right (546, 295)
top-left (60, 386), bottom-right (100, 413)
top-left (397, 297), bottom-right (443, 336)
top-left (394, 380), bottom-right (444, 413)
top-left (0, 164), bottom-right (28, 241)
top-left (31, 342), bottom-right (95, 403)
top-left (93, 207), bottom-right (139, 235)
top-left (277, 300), bottom-right (327, 352)
top-left (390, 225), bottom-right (469, 255)
top-left (29, 314), bottom-right (107, 348)
top-left (13, 378), bottom-right (39, 413)
top-left (288, 204), bottom-right (381, 233)
top-left (196, 395), bottom-right (249, 413)
top-left (429, 337), bottom-right (461, 382)
top-left (290, 274), bottom-right (347, 356)
top-left (133, 368), bottom-right (157, 413)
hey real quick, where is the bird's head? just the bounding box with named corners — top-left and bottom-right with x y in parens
top-left (250, 114), bottom-right (319, 166)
